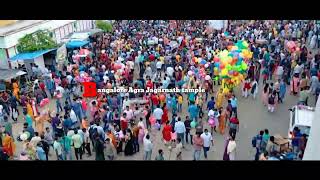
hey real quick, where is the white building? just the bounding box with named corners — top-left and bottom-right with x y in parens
top-left (303, 96), bottom-right (320, 160)
top-left (0, 20), bottom-right (95, 69)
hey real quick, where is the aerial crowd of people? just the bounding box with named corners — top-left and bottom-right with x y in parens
top-left (0, 20), bottom-right (319, 160)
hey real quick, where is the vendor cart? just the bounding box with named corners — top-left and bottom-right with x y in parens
top-left (273, 134), bottom-right (290, 153)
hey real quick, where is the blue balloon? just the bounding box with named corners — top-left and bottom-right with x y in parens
top-left (200, 59), bottom-right (207, 65)
top-left (215, 62), bottom-right (220, 67)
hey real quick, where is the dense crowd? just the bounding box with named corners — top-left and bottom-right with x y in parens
top-left (0, 20), bottom-right (319, 160)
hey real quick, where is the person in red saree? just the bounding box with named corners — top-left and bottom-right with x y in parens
top-left (161, 103), bottom-right (169, 124)
top-left (162, 121), bottom-right (172, 144)
top-left (120, 113), bottom-right (128, 131)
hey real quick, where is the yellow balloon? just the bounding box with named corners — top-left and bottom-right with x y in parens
top-left (221, 69), bottom-right (228, 76)
top-left (227, 56), bottom-right (232, 63)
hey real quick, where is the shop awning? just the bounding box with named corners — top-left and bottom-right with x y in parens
top-left (0, 68), bottom-right (27, 81)
top-left (66, 40), bottom-right (90, 49)
top-left (9, 49), bottom-right (56, 61)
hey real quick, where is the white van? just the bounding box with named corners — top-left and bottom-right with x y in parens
top-left (288, 105), bottom-right (315, 139)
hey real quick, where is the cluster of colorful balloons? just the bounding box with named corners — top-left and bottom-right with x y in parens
top-left (213, 40), bottom-right (253, 93)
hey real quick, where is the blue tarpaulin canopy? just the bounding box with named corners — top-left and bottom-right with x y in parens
top-left (66, 40), bottom-right (89, 49)
top-left (9, 49), bottom-right (56, 61)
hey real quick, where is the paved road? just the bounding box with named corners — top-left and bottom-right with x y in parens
top-left (10, 78), bottom-right (315, 160)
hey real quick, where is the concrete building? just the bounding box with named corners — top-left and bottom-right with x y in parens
top-left (303, 96), bottom-right (320, 160)
top-left (0, 20), bottom-right (95, 69)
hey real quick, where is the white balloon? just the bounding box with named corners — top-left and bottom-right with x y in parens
top-left (205, 75), bottom-right (211, 80)
top-left (204, 64), bottom-right (209, 68)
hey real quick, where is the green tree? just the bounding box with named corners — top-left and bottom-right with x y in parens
top-left (95, 20), bottom-right (113, 33)
top-left (17, 30), bottom-right (57, 53)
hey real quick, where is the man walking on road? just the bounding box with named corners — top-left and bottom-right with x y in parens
top-left (72, 130), bottom-right (83, 160)
top-left (201, 129), bottom-right (213, 159)
top-left (175, 117), bottom-right (186, 147)
top-left (153, 105), bottom-right (163, 130)
top-left (143, 131), bottom-right (153, 160)
top-left (193, 132), bottom-right (204, 160)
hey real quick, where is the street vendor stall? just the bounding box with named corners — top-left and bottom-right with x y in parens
top-left (0, 68), bottom-right (27, 92)
top-left (273, 134), bottom-right (290, 153)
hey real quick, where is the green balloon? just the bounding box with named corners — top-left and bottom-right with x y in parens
top-left (226, 64), bottom-right (232, 70)
top-left (241, 62), bottom-right (248, 70)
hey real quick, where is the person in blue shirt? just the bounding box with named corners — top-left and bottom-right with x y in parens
top-left (63, 114), bottom-right (73, 132)
top-left (171, 95), bottom-right (177, 115)
top-left (170, 114), bottom-right (177, 133)
top-left (36, 143), bottom-right (47, 160)
top-left (61, 134), bottom-right (73, 160)
top-left (188, 92), bottom-right (196, 104)
top-left (207, 97), bottom-right (215, 111)
top-left (72, 98), bottom-right (84, 122)
top-left (166, 94), bottom-right (172, 109)
top-left (292, 127), bottom-right (302, 155)
top-left (230, 95), bottom-right (238, 115)
top-left (188, 102), bottom-right (199, 122)
top-left (24, 111), bottom-right (33, 128)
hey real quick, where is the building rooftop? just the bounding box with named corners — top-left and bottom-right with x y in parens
top-left (0, 20), bottom-right (49, 36)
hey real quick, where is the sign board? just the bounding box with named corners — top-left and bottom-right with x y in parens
top-left (208, 20), bottom-right (225, 30)
top-left (56, 44), bottom-right (67, 70)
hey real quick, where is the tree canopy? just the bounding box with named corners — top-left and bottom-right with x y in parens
top-left (95, 20), bottom-right (113, 33)
top-left (17, 30), bottom-right (58, 53)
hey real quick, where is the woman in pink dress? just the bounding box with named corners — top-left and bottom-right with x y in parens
top-left (290, 73), bottom-right (300, 95)
top-left (262, 84), bottom-right (269, 106)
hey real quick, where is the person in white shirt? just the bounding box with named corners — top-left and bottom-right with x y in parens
top-left (153, 105), bottom-right (163, 130)
top-left (201, 129), bottom-right (213, 159)
top-left (156, 59), bottom-right (163, 77)
top-left (82, 128), bottom-right (91, 156)
top-left (53, 137), bottom-right (63, 160)
top-left (293, 63), bottom-right (302, 75)
top-left (70, 109), bottom-right (78, 126)
top-left (227, 135), bottom-right (237, 160)
top-left (166, 66), bottom-right (174, 78)
top-left (174, 117), bottom-right (186, 146)
top-left (30, 132), bottom-right (41, 148)
top-left (124, 106), bottom-right (134, 121)
top-left (175, 137), bottom-right (183, 160)
top-left (122, 96), bottom-right (130, 110)
top-left (143, 132), bottom-right (153, 160)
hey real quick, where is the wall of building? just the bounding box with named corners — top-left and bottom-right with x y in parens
top-left (1, 20), bottom-right (76, 49)
top-left (0, 20), bottom-right (18, 27)
top-left (0, 20), bottom-right (95, 69)
top-left (303, 96), bottom-right (320, 160)
top-left (0, 48), bottom-right (8, 68)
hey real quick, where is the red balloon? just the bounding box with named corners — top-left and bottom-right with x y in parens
top-left (220, 63), bottom-right (225, 69)
top-left (233, 71), bottom-right (239, 76)
top-left (214, 56), bottom-right (220, 62)
top-left (159, 94), bottom-right (165, 101)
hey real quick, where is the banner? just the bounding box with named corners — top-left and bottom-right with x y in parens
top-left (56, 44), bottom-right (67, 70)
top-left (208, 20), bottom-right (225, 30)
